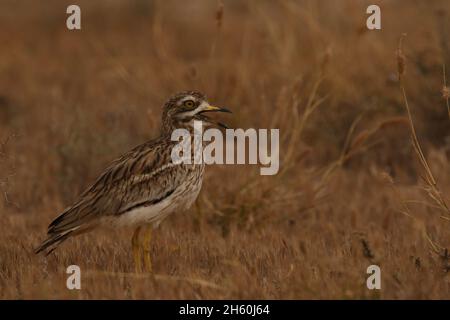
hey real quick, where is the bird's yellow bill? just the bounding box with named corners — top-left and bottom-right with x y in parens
top-left (204, 105), bottom-right (232, 113)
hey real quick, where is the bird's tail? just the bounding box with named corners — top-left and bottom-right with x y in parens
top-left (35, 203), bottom-right (95, 255)
top-left (34, 229), bottom-right (75, 256)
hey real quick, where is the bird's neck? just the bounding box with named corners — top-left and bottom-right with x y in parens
top-left (162, 118), bottom-right (202, 136)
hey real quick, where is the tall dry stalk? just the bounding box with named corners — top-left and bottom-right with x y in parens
top-left (442, 64), bottom-right (450, 120)
top-left (396, 34), bottom-right (450, 221)
top-left (394, 35), bottom-right (450, 262)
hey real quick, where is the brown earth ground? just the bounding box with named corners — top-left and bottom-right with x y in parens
top-left (0, 0), bottom-right (449, 299)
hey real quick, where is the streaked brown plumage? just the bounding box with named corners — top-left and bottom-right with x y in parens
top-left (35, 91), bottom-right (231, 272)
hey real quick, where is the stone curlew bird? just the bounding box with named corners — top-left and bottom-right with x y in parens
top-left (35, 91), bottom-right (231, 272)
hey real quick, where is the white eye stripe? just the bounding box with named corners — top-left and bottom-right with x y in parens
top-left (179, 95), bottom-right (196, 104)
top-left (198, 101), bottom-right (209, 109)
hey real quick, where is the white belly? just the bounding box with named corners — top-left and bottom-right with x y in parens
top-left (108, 179), bottom-right (203, 228)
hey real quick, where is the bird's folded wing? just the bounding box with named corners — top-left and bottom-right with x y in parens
top-left (47, 141), bottom-right (185, 234)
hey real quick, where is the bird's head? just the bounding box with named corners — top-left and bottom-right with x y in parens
top-left (162, 91), bottom-right (231, 133)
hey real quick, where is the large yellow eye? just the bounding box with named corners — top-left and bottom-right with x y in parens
top-left (184, 100), bottom-right (195, 108)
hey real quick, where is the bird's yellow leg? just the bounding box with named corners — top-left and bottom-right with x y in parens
top-left (132, 226), bottom-right (143, 273)
top-left (143, 226), bottom-right (153, 273)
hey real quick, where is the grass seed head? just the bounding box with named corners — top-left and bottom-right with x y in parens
top-left (442, 86), bottom-right (450, 100)
top-left (215, 1), bottom-right (224, 29)
top-left (396, 34), bottom-right (407, 81)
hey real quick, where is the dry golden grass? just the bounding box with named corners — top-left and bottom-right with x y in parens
top-left (0, 0), bottom-right (450, 299)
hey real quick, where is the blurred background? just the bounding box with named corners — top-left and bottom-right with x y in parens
top-left (0, 0), bottom-right (449, 299)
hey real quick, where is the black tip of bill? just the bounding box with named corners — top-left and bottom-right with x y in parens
top-left (217, 107), bottom-right (232, 114)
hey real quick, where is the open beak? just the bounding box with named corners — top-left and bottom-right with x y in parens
top-left (197, 104), bottom-right (232, 129)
